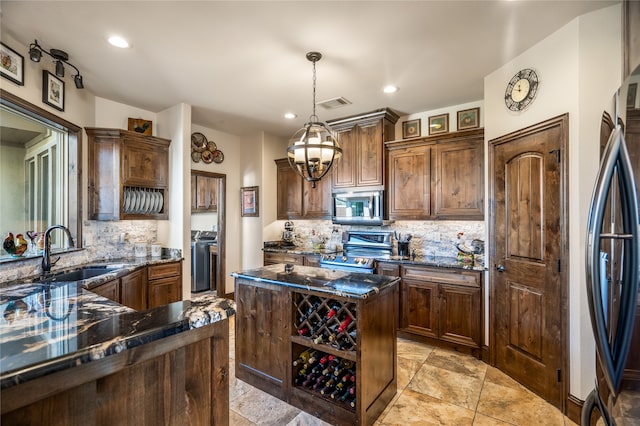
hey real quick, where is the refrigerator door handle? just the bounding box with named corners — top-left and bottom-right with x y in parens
top-left (585, 126), bottom-right (640, 397)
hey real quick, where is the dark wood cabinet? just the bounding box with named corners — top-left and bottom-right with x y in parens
top-left (303, 254), bottom-right (321, 267)
top-left (275, 159), bottom-right (331, 220)
top-left (86, 127), bottom-right (170, 220)
top-left (90, 262), bottom-right (182, 310)
top-left (378, 264), bottom-right (483, 356)
top-left (148, 261), bottom-right (182, 308)
top-left (432, 132), bottom-right (484, 219)
top-left (387, 144), bottom-right (431, 220)
top-left (191, 173), bottom-right (218, 212)
top-left (328, 108), bottom-right (399, 192)
top-left (234, 273), bottom-right (398, 425)
top-left (263, 251), bottom-right (320, 267)
top-left (120, 268), bottom-right (147, 311)
top-left (386, 128), bottom-right (484, 220)
top-left (91, 278), bottom-right (119, 301)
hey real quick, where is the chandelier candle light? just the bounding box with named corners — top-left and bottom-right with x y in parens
top-left (287, 52), bottom-right (342, 188)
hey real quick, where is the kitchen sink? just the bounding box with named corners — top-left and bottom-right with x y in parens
top-left (38, 266), bottom-right (120, 282)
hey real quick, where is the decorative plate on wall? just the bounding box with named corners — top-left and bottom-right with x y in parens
top-left (190, 132), bottom-right (223, 164)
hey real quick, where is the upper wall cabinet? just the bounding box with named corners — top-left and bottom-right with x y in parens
top-left (86, 128), bottom-right (171, 220)
top-left (191, 173), bottom-right (218, 212)
top-left (386, 128), bottom-right (484, 220)
top-left (327, 108), bottom-right (399, 192)
top-left (275, 158), bottom-right (331, 220)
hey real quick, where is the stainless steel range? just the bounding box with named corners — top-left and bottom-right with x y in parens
top-left (319, 230), bottom-right (393, 274)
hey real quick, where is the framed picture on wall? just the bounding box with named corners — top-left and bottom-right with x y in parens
top-left (457, 107), bottom-right (480, 130)
top-left (241, 186), bottom-right (259, 217)
top-left (42, 70), bottom-right (65, 111)
top-left (0, 42), bottom-right (24, 86)
top-left (428, 113), bottom-right (449, 135)
top-left (402, 119), bottom-right (421, 139)
top-left (627, 83), bottom-right (637, 109)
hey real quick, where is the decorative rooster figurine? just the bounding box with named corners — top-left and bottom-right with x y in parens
top-left (3, 232), bottom-right (16, 255)
top-left (14, 234), bottom-right (28, 256)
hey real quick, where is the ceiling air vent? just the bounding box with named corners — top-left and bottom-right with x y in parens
top-left (317, 97), bottom-right (352, 110)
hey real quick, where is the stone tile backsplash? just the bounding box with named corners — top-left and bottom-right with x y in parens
top-left (0, 220), bottom-right (163, 283)
top-left (289, 220), bottom-right (485, 258)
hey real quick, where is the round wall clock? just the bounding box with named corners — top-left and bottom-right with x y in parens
top-left (504, 68), bottom-right (539, 111)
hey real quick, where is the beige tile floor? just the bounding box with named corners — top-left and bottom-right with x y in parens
top-left (226, 315), bottom-right (578, 426)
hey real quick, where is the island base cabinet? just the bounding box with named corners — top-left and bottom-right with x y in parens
top-left (235, 276), bottom-right (398, 425)
top-left (1, 319), bottom-right (230, 426)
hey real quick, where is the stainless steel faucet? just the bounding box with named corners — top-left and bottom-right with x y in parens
top-left (42, 225), bottom-right (75, 273)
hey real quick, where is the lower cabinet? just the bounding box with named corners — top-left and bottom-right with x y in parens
top-left (377, 262), bottom-right (483, 356)
top-left (263, 251), bottom-right (320, 267)
top-left (90, 261), bottom-right (182, 310)
top-left (148, 261), bottom-right (183, 308)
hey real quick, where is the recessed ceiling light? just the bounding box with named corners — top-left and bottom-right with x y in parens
top-left (383, 85), bottom-right (398, 94)
top-left (284, 113), bottom-right (297, 119)
top-left (108, 36), bottom-right (129, 48)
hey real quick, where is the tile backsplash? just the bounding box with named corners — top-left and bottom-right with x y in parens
top-left (0, 220), bottom-right (163, 283)
top-left (288, 220), bottom-right (485, 258)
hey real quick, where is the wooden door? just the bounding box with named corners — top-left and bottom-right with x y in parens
top-left (120, 268), bottom-right (147, 310)
top-left (276, 159), bottom-right (303, 219)
top-left (400, 278), bottom-right (439, 339)
top-left (439, 284), bottom-right (481, 347)
top-left (332, 126), bottom-right (357, 189)
top-left (356, 121), bottom-right (384, 187)
top-left (302, 174), bottom-right (331, 218)
top-left (388, 144), bottom-right (431, 219)
top-left (489, 115), bottom-right (568, 409)
top-left (433, 135), bottom-right (484, 219)
top-left (148, 276), bottom-right (181, 308)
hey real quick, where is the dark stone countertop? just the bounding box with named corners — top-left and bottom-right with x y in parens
top-left (262, 246), bottom-right (340, 256)
top-left (231, 264), bottom-right (400, 299)
top-left (0, 257), bottom-right (235, 390)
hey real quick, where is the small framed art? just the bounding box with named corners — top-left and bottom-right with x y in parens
top-left (241, 186), bottom-right (259, 217)
top-left (42, 70), bottom-right (65, 111)
top-left (402, 119), bottom-right (421, 139)
top-left (428, 113), bottom-right (449, 135)
top-left (457, 107), bottom-right (480, 130)
top-left (0, 42), bottom-right (24, 86)
top-left (128, 118), bottom-right (153, 135)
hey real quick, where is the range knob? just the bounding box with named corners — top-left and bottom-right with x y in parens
top-left (342, 256), bottom-right (348, 262)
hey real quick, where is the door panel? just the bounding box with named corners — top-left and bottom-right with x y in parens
top-left (490, 114), bottom-right (567, 409)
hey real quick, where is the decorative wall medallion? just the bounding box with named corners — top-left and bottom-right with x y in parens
top-left (190, 132), bottom-right (223, 164)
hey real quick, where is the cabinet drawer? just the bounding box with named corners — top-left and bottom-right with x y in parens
top-left (402, 266), bottom-right (480, 288)
top-left (263, 252), bottom-right (305, 266)
top-left (148, 261), bottom-right (182, 280)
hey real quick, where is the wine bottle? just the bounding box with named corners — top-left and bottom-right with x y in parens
top-left (330, 382), bottom-right (345, 399)
top-left (319, 378), bottom-right (335, 395)
top-left (312, 375), bottom-right (327, 390)
top-left (337, 315), bottom-right (353, 333)
top-left (333, 359), bottom-right (354, 376)
top-left (339, 385), bottom-right (355, 402)
top-left (299, 298), bottom-right (321, 322)
top-left (293, 349), bottom-right (317, 366)
top-left (297, 326), bottom-right (310, 337)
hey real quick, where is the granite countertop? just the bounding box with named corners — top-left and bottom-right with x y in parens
top-left (263, 246), bottom-right (340, 256)
top-left (232, 264), bottom-right (400, 299)
top-left (0, 258), bottom-right (236, 390)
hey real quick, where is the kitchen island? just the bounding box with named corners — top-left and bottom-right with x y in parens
top-left (0, 275), bottom-right (235, 425)
top-left (232, 264), bottom-right (399, 426)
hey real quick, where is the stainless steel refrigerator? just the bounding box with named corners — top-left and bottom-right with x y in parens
top-left (582, 64), bottom-right (640, 424)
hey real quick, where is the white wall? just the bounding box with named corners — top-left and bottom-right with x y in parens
top-left (484, 4), bottom-right (622, 400)
top-left (262, 135), bottom-right (289, 242)
top-left (190, 123), bottom-right (244, 294)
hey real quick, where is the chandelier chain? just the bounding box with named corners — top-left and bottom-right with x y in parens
top-left (310, 58), bottom-right (318, 122)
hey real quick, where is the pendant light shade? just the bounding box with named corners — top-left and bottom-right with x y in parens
top-left (287, 52), bottom-right (342, 188)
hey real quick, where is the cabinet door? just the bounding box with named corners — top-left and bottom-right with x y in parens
top-left (88, 134), bottom-right (120, 220)
top-left (91, 279), bottom-right (120, 302)
top-left (433, 137), bottom-right (484, 219)
top-left (439, 284), bottom-right (481, 347)
top-left (388, 145), bottom-right (431, 219)
top-left (357, 121), bottom-right (384, 187)
top-left (302, 175), bottom-right (331, 219)
top-left (276, 159), bottom-right (303, 220)
top-left (303, 254), bottom-right (321, 267)
top-left (332, 127), bottom-right (358, 189)
top-left (263, 252), bottom-right (305, 266)
top-left (120, 268), bottom-right (147, 310)
top-left (196, 175), bottom-right (218, 211)
top-left (148, 276), bottom-right (181, 308)
top-left (401, 279), bottom-right (439, 338)
top-left (190, 174), bottom-right (197, 211)
top-left (235, 279), bottom-right (289, 398)
top-left (122, 138), bottom-right (169, 188)
top-left (376, 261), bottom-right (400, 277)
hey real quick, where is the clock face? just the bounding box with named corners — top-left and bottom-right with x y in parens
top-left (505, 69), bottom-right (539, 111)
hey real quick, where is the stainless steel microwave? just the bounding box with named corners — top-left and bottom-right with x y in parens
top-left (332, 191), bottom-right (383, 225)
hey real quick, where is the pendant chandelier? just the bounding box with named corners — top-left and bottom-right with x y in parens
top-left (287, 52), bottom-right (342, 188)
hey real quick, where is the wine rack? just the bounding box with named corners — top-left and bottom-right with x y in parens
top-left (292, 345), bottom-right (357, 412)
top-left (293, 294), bottom-right (358, 356)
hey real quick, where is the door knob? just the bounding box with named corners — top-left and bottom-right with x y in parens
top-left (495, 264), bottom-right (505, 272)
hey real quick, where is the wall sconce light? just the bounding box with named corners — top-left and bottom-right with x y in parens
top-left (287, 52), bottom-right (342, 188)
top-left (28, 40), bottom-right (84, 89)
